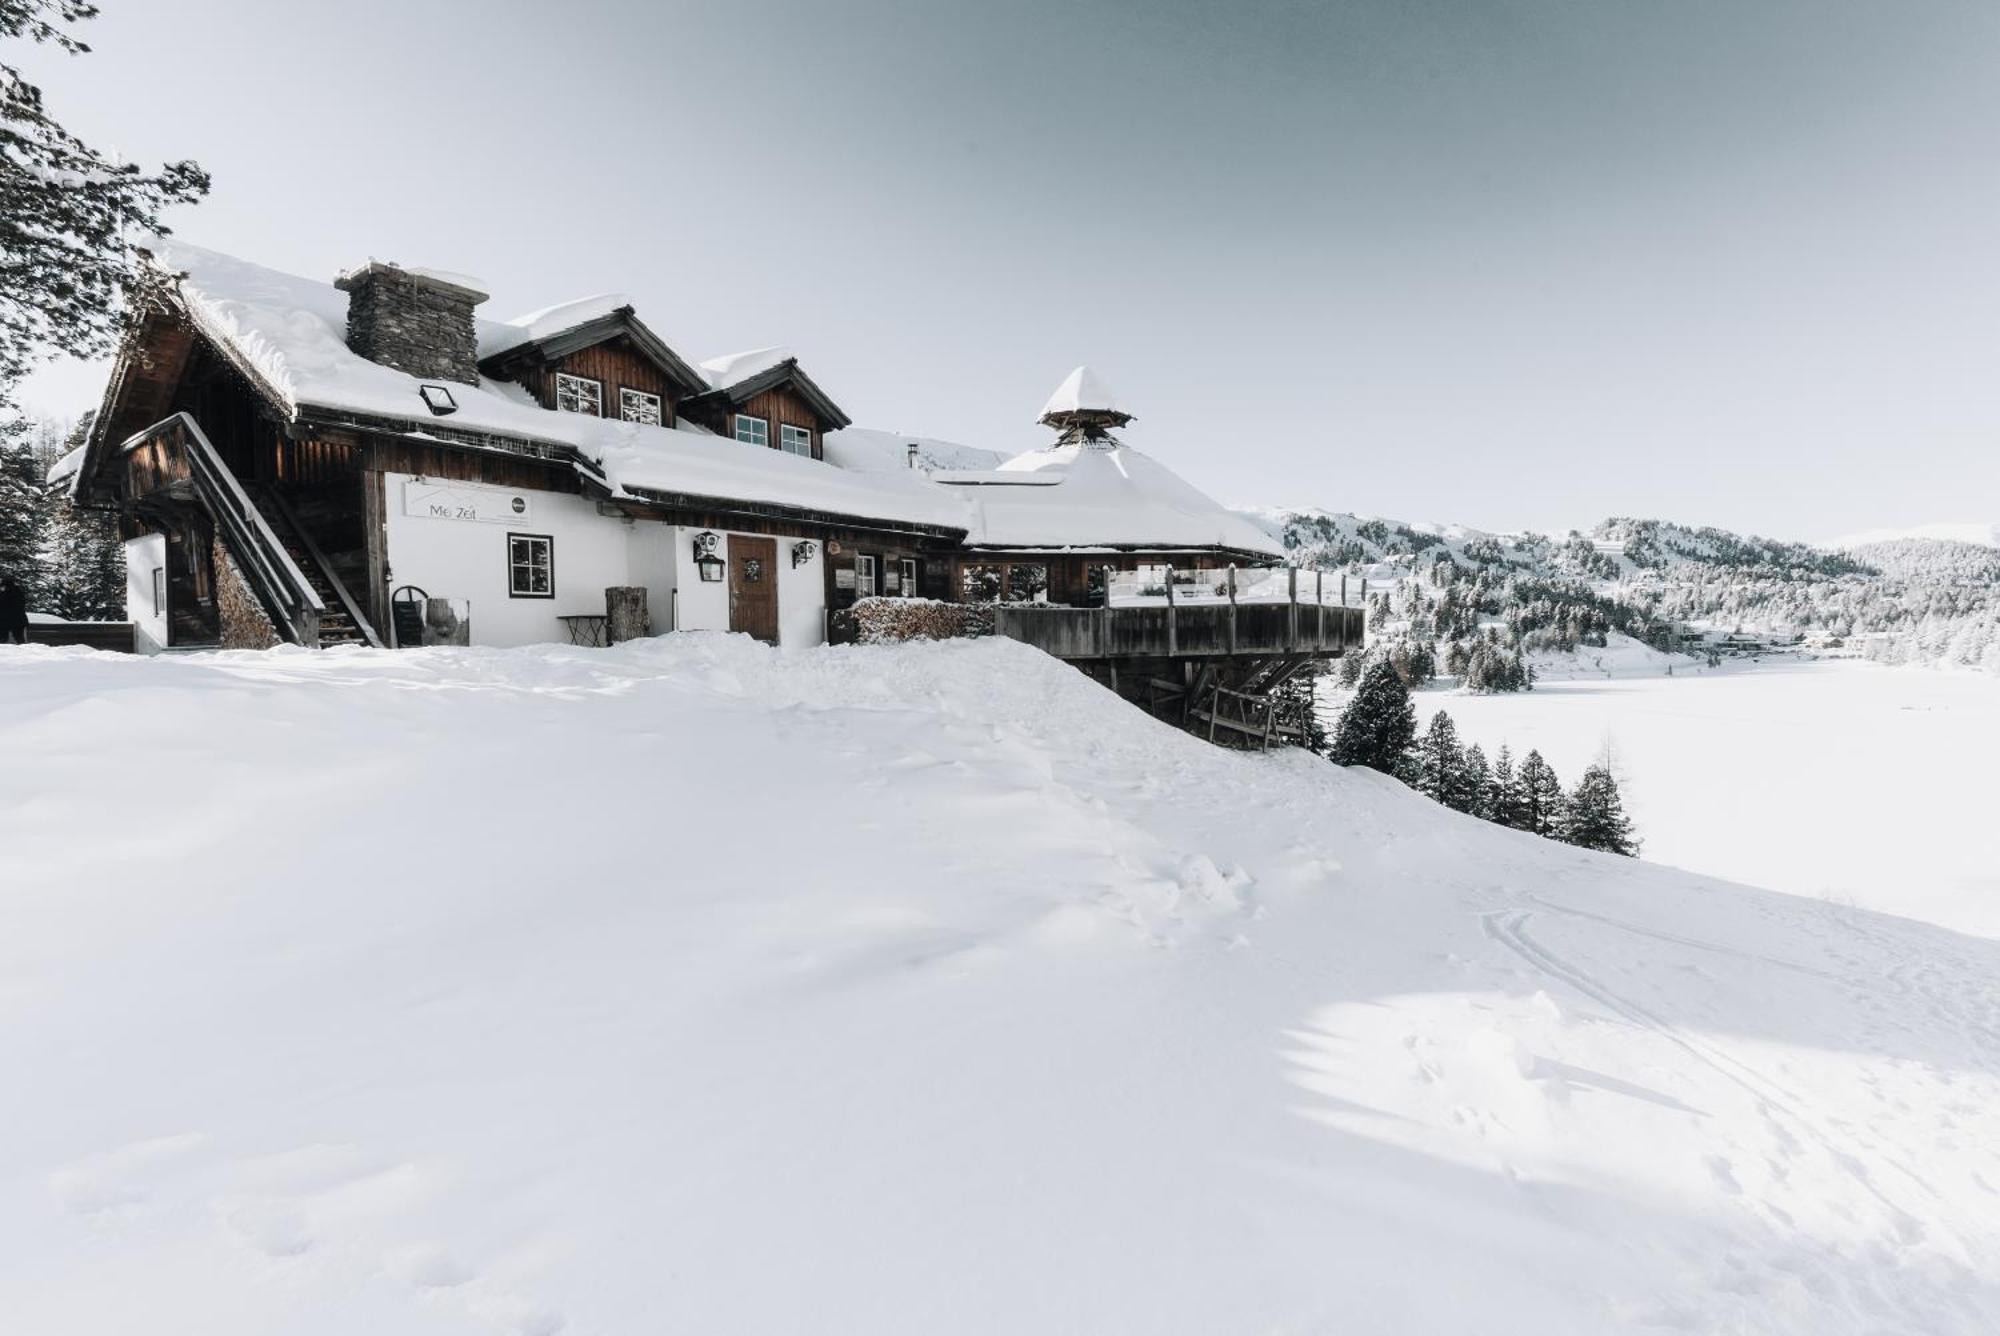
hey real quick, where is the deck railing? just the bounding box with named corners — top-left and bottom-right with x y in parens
top-left (992, 564), bottom-right (1365, 662)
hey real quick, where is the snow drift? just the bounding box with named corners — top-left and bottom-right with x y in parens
top-left (3, 636), bottom-right (1998, 1334)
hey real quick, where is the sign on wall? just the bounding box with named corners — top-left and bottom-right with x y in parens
top-left (402, 479), bottom-right (532, 524)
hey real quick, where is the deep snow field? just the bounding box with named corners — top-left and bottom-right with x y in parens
top-left (6, 636), bottom-right (2000, 1335)
top-left (1412, 651), bottom-right (2000, 939)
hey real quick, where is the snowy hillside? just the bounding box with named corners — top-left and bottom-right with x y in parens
top-left (6, 637), bottom-right (2000, 1334)
top-left (1846, 537), bottom-right (2000, 585)
top-left (1243, 506), bottom-right (2000, 674)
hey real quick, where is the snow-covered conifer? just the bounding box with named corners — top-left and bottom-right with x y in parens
top-left (1564, 764), bottom-right (1640, 856)
top-left (1515, 749), bottom-right (1567, 840)
top-left (1328, 660), bottom-right (1417, 774)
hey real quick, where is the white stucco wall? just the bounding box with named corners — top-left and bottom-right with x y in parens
top-left (125, 533), bottom-right (167, 654)
top-left (380, 475), bottom-right (827, 648)
top-left (382, 474), bottom-right (655, 648)
top-left (664, 524), bottom-right (826, 648)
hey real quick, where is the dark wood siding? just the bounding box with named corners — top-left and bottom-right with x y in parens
top-left (733, 386), bottom-right (825, 460)
top-left (514, 338), bottom-right (680, 424)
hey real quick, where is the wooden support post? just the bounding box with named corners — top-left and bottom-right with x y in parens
top-left (1165, 564), bottom-right (1177, 657)
top-left (1227, 564), bottom-right (1238, 655)
top-left (1317, 569), bottom-right (1326, 647)
top-left (606, 586), bottom-right (649, 644)
top-left (1288, 565), bottom-right (1299, 650)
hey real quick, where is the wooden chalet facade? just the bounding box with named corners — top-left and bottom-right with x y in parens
top-left (63, 243), bottom-right (1360, 741)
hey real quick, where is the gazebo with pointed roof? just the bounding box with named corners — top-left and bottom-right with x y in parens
top-left (1036, 365), bottom-right (1134, 445)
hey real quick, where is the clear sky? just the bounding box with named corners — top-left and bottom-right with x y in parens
top-left (15, 0), bottom-right (2000, 541)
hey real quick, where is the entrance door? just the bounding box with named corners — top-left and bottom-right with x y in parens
top-left (727, 535), bottom-right (779, 643)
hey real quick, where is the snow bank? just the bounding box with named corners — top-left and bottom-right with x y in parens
top-left (5, 636), bottom-right (2000, 1334)
top-left (1527, 630), bottom-right (1701, 680)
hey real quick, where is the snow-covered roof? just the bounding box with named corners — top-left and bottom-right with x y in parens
top-left (944, 442), bottom-right (1283, 555)
top-left (480, 293), bottom-right (632, 360)
top-left (1039, 365), bottom-right (1130, 419)
top-left (700, 346), bottom-right (794, 392)
top-left (822, 426), bottom-right (1008, 474)
top-left (45, 443), bottom-right (85, 487)
top-left (146, 241), bottom-right (964, 532)
top-left (127, 242), bottom-right (1274, 556)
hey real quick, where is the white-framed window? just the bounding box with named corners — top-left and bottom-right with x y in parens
top-left (555, 373), bottom-right (602, 416)
top-left (620, 387), bottom-right (663, 425)
top-left (734, 414), bottom-right (769, 447)
top-left (508, 533), bottom-right (554, 598)
top-left (779, 423), bottom-right (812, 456)
top-left (900, 558), bottom-right (918, 597)
top-left (855, 553), bottom-right (877, 596)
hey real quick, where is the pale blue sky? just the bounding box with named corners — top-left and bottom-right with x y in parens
top-left (16, 0), bottom-right (2000, 540)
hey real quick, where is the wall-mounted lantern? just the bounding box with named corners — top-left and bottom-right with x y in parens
top-left (791, 539), bottom-right (818, 568)
top-left (692, 530), bottom-right (725, 582)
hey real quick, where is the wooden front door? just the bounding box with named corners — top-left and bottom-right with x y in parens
top-left (727, 535), bottom-right (779, 643)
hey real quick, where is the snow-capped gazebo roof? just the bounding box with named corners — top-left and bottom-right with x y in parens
top-left (1038, 365), bottom-right (1130, 421)
top-left (936, 439), bottom-right (1281, 556)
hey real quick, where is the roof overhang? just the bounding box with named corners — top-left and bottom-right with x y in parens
top-left (617, 483), bottom-right (964, 543)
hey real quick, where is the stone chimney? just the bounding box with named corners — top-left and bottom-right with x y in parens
top-left (334, 261), bottom-right (489, 386)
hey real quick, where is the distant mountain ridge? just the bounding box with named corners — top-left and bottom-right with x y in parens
top-left (1826, 521), bottom-right (2000, 550)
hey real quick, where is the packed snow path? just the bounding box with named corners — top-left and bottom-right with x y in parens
top-left (3, 636), bottom-right (1999, 1335)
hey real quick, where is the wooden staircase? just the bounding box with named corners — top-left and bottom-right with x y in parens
top-left (250, 487), bottom-right (382, 648)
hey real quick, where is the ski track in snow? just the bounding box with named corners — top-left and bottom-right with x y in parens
top-left (4, 636), bottom-right (2000, 1334)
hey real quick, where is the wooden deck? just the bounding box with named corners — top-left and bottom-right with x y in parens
top-left (990, 599), bottom-right (1365, 661)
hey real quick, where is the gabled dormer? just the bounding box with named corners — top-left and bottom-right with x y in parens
top-left (478, 298), bottom-right (708, 428)
top-left (678, 348), bottom-right (853, 462)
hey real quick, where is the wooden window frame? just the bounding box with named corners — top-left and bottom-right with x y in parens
top-left (619, 386), bottom-right (664, 426)
top-left (555, 373), bottom-right (603, 417)
top-left (779, 423), bottom-right (813, 457)
top-left (734, 414), bottom-right (770, 447)
top-left (507, 532), bottom-right (556, 599)
top-left (900, 558), bottom-right (918, 598)
top-left (855, 553), bottom-right (878, 597)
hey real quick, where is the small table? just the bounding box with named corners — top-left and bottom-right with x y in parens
top-left (559, 614), bottom-right (609, 647)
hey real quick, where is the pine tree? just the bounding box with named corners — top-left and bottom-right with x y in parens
top-left (1328, 659), bottom-right (1417, 774)
top-left (0, 424), bottom-right (46, 604)
top-left (1412, 710), bottom-right (1474, 812)
top-left (1490, 744), bottom-right (1521, 828)
top-left (1464, 743), bottom-right (1494, 820)
top-left (1564, 764), bottom-right (1640, 856)
top-left (1515, 749), bottom-right (1567, 840)
top-left (41, 489), bottom-right (121, 617)
top-left (1, 1), bottom-right (210, 407)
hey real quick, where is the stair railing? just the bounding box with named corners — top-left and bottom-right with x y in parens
top-left (259, 486), bottom-right (385, 648)
top-left (118, 413), bottom-right (325, 647)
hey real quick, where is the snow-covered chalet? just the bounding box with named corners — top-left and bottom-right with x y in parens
top-left (59, 244), bottom-right (1362, 740)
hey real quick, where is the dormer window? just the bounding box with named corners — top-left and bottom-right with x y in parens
top-left (779, 423), bottom-right (812, 457)
top-left (620, 388), bottom-right (663, 426)
top-left (734, 414), bottom-right (769, 447)
top-left (555, 372), bottom-right (602, 416)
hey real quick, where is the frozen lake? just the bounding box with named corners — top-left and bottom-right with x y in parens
top-left (1410, 658), bottom-right (2000, 937)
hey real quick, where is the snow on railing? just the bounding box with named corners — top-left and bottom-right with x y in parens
top-left (1105, 564), bottom-right (1369, 609)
